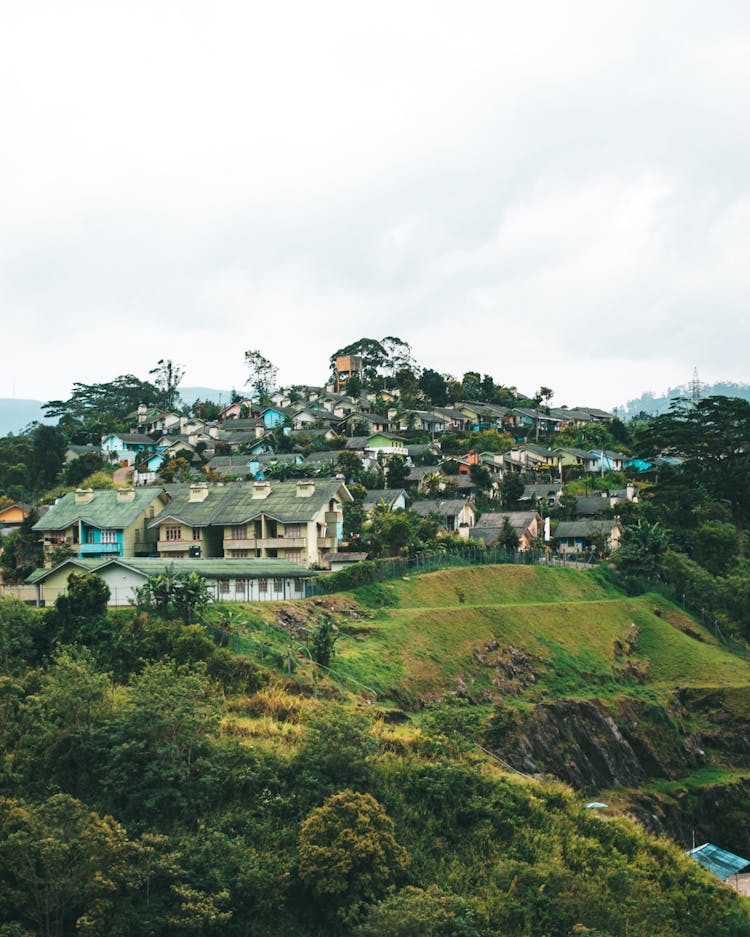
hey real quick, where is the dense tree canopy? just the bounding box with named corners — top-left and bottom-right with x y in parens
top-left (637, 396), bottom-right (750, 526)
top-left (42, 375), bottom-right (160, 443)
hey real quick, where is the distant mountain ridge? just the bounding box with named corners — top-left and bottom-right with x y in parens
top-left (0, 399), bottom-right (51, 436)
top-left (0, 388), bottom-right (235, 437)
top-left (617, 380), bottom-right (750, 418)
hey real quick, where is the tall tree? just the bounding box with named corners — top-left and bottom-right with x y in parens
top-left (30, 423), bottom-right (67, 492)
top-left (381, 336), bottom-right (416, 376)
top-left (149, 358), bottom-right (185, 410)
top-left (419, 368), bottom-right (448, 406)
top-left (244, 350), bottom-right (278, 402)
top-left (298, 789), bottom-right (410, 914)
top-left (534, 386), bottom-right (554, 441)
top-left (640, 396), bottom-right (750, 527)
top-left (0, 510), bottom-right (43, 583)
top-left (43, 375), bottom-right (160, 443)
top-left (329, 338), bottom-right (389, 383)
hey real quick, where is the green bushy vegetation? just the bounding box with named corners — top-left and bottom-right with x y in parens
top-left (2, 565), bottom-right (750, 934)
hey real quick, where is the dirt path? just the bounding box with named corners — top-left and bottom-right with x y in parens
top-left (112, 465), bottom-right (134, 485)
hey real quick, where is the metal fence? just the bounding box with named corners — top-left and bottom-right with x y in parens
top-left (304, 546), bottom-right (593, 597)
top-left (649, 582), bottom-right (750, 661)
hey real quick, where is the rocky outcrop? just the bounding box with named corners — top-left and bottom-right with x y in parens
top-left (625, 781), bottom-right (750, 857)
top-left (485, 696), bottom-right (706, 792)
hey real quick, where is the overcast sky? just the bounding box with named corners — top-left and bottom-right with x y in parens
top-left (2, 1), bottom-right (749, 411)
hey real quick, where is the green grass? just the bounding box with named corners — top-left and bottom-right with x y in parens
top-left (646, 765), bottom-right (750, 795)
top-left (226, 565), bottom-right (750, 709)
top-left (390, 564), bottom-right (620, 608)
top-left (329, 566), bottom-right (750, 706)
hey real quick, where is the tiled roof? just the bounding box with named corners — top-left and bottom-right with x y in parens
top-left (104, 432), bottom-right (156, 445)
top-left (345, 436), bottom-right (371, 449)
top-left (362, 489), bottom-right (406, 508)
top-left (554, 520), bottom-right (620, 538)
top-left (574, 496), bottom-right (611, 516)
top-left (475, 511), bottom-right (537, 530)
top-left (325, 552), bottom-right (369, 563)
top-left (411, 499), bottom-right (470, 517)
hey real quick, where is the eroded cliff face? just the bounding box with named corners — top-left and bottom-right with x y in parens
top-left (483, 687), bottom-right (750, 845)
top-left (485, 689), bottom-right (750, 790)
top-left (485, 695), bottom-right (706, 791)
top-left (623, 782), bottom-right (750, 856)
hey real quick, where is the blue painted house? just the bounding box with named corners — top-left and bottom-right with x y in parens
top-left (33, 487), bottom-right (171, 563)
top-left (261, 406), bottom-right (295, 430)
top-left (100, 432), bottom-right (157, 466)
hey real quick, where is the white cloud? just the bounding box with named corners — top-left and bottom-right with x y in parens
top-left (1, 1), bottom-right (749, 408)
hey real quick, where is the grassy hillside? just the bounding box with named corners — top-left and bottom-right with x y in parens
top-left (243, 565), bottom-right (750, 708)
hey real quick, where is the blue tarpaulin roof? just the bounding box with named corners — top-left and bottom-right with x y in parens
top-left (687, 843), bottom-right (750, 880)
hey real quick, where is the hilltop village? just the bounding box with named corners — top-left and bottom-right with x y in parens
top-left (0, 340), bottom-right (747, 626)
top-left (3, 351), bottom-right (628, 598)
top-left (2, 343), bottom-right (750, 934)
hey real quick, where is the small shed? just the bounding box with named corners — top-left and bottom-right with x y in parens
top-left (687, 843), bottom-right (750, 892)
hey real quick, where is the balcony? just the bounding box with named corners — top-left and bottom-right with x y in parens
top-left (78, 542), bottom-right (121, 555)
top-left (224, 536), bottom-right (307, 550)
top-left (157, 538), bottom-right (202, 552)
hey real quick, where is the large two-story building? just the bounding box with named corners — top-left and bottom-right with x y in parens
top-left (148, 479), bottom-right (352, 566)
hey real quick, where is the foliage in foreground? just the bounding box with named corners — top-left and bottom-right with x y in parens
top-left (0, 587), bottom-right (749, 936)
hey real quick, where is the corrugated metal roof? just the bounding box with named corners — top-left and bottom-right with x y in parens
top-left (33, 488), bottom-right (167, 531)
top-left (687, 843), bottom-right (750, 880)
top-left (148, 479), bottom-right (351, 528)
top-left (27, 556), bottom-right (319, 584)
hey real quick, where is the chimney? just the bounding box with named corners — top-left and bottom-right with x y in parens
top-left (296, 480), bottom-right (315, 498)
top-left (116, 488), bottom-right (135, 503)
top-left (252, 481), bottom-right (272, 499)
top-left (74, 488), bottom-right (94, 504)
top-left (188, 483), bottom-right (209, 503)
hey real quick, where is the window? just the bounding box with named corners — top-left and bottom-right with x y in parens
top-left (219, 579), bottom-right (230, 594)
top-left (101, 529), bottom-right (117, 543)
top-left (272, 578), bottom-right (283, 594)
top-left (135, 529), bottom-right (141, 543)
top-left (231, 525), bottom-right (247, 540)
top-left (192, 528), bottom-right (202, 540)
top-left (235, 579), bottom-right (247, 596)
top-left (258, 578), bottom-right (268, 595)
top-left (166, 526), bottom-right (181, 541)
top-left (285, 524), bottom-right (301, 539)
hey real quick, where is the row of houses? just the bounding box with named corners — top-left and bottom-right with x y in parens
top-left (26, 556), bottom-right (317, 608)
top-left (33, 479), bottom-right (352, 568)
top-left (96, 392), bottom-right (618, 480)
top-left (32, 474), bottom-right (627, 571)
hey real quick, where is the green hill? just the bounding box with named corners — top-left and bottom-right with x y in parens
top-left (239, 564), bottom-right (750, 856)
top-left (251, 565), bottom-right (750, 707)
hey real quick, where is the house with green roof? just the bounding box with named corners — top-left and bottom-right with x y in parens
top-left (33, 487), bottom-right (171, 564)
top-left (148, 478), bottom-right (352, 567)
top-left (26, 556), bottom-right (319, 607)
